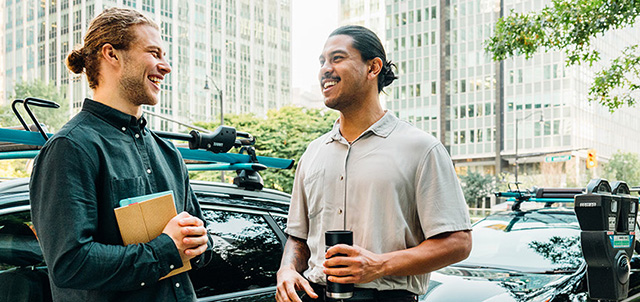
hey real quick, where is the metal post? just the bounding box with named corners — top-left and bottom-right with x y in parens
top-left (515, 118), bottom-right (519, 183)
top-left (219, 90), bottom-right (224, 126)
top-left (204, 75), bottom-right (225, 182)
top-left (204, 75), bottom-right (224, 126)
top-left (515, 112), bottom-right (543, 184)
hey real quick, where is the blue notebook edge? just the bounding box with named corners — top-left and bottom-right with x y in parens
top-left (119, 190), bottom-right (174, 207)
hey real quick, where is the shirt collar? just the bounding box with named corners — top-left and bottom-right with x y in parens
top-left (81, 98), bottom-right (147, 132)
top-left (324, 110), bottom-right (399, 144)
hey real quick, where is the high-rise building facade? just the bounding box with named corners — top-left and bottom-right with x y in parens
top-left (0, 0), bottom-right (291, 131)
top-left (344, 0), bottom-right (640, 186)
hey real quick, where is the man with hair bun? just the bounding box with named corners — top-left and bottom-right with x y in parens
top-left (30, 7), bottom-right (210, 302)
top-left (276, 25), bottom-right (472, 302)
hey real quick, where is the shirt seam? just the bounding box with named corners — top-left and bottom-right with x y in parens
top-left (50, 117), bottom-right (99, 172)
top-left (414, 140), bottom-right (442, 186)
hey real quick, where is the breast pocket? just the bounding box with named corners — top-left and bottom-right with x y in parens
top-left (109, 176), bottom-right (147, 207)
top-left (303, 169), bottom-right (324, 219)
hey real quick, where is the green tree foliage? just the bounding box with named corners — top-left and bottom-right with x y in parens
top-left (603, 151), bottom-right (640, 186)
top-left (6, 80), bottom-right (69, 132)
top-left (485, 0), bottom-right (640, 111)
top-left (193, 106), bottom-right (338, 193)
top-left (459, 171), bottom-right (497, 206)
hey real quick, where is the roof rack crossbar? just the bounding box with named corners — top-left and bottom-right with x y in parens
top-left (178, 148), bottom-right (293, 169)
top-left (0, 127), bottom-right (294, 170)
top-left (496, 186), bottom-right (584, 211)
top-left (186, 163), bottom-right (267, 171)
top-left (0, 150), bottom-right (40, 160)
top-left (0, 128), bottom-right (49, 146)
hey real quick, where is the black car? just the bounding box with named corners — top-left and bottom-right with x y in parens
top-left (0, 100), bottom-right (296, 301)
top-left (421, 204), bottom-right (640, 302)
top-left (0, 177), bottom-right (290, 302)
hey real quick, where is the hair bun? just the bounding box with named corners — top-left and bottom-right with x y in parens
top-left (66, 49), bottom-right (85, 74)
top-left (381, 61), bottom-right (398, 88)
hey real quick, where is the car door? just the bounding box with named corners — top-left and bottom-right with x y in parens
top-left (192, 205), bottom-right (285, 302)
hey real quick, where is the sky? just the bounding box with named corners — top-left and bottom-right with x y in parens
top-left (291, 1), bottom-right (340, 93)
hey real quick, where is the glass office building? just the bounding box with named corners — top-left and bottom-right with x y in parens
top-left (342, 0), bottom-right (640, 186)
top-left (0, 0), bottom-right (291, 131)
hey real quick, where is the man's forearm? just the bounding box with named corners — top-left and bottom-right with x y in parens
top-left (381, 230), bottom-right (472, 276)
top-left (280, 236), bottom-right (311, 273)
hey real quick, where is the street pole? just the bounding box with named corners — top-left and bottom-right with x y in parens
top-left (515, 118), bottom-right (519, 183)
top-left (514, 112), bottom-right (543, 184)
top-left (219, 90), bottom-right (224, 125)
top-left (204, 75), bottom-right (225, 182)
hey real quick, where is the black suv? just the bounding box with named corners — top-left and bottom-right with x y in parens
top-left (0, 177), bottom-right (290, 302)
top-left (0, 99), bottom-right (293, 301)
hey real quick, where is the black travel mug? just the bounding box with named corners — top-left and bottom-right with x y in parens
top-left (325, 230), bottom-right (354, 299)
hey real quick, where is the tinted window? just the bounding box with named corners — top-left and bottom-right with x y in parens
top-left (272, 214), bottom-right (287, 231)
top-left (0, 211), bottom-right (51, 301)
top-left (0, 211), bottom-right (43, 269)
top-left (191, 209), bottom-right (282, 297)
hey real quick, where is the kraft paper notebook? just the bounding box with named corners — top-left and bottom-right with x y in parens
top-left (114, 191), bottom-right (191, 280)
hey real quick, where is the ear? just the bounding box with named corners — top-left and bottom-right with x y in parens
top-left (100, 43), bottom-right (121, 67)
top-left (367, 57), bottom-right (383, 80)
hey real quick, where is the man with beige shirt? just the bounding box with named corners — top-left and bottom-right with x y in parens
top-left (276, 25), bottom-right (472, 302)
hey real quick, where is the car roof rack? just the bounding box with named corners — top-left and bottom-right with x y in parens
top-left (495, 183), bottom-right (584, 211)
top-left (0, 97), bottom-right (294, 191)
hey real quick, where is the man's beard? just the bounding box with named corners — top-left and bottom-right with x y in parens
top-left (119, 69), bottom-right (157, 106)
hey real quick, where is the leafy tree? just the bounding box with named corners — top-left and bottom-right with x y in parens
top-left (459, 171), bottom-right (497, 207)
top-left (192, 106), bottom-right (338, 193)
top-left (602, 150), bottom-right (640, 186)
top-left (7, 79), bottom-right (69, 132)
top-left (485, 0), bottom-right (640, 111)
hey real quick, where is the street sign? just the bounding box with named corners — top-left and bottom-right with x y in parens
top-left (545, 155), bottom-right (572, 162)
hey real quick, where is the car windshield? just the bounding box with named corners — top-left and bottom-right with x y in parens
top-left (455, 210), bottom-right (583, 273)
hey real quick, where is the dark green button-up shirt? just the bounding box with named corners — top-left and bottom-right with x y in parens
top-left (30, 99), bottom-right (210, 302)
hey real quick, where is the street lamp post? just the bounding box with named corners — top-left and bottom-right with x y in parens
top-left (204, 75), bottom-right (225, 182)
top-left (204, 75), bottom-right (224, 126)
top-left (514, 112), bottom-right (544, 183)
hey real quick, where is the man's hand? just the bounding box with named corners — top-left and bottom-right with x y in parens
top-left (276, 266), bottom-right (317, 302)
top-left (323, 244), bottom-right (386, 284)
top-left (162, 212), bottom-right (209, 262)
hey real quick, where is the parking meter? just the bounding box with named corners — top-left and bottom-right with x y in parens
top-left (574, 179), bottom-right (637, 300)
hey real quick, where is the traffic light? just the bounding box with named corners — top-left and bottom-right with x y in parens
top-left (587, 149), bottom-right (597, 169)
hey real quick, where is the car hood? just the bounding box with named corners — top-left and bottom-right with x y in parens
top-left (420, 266), bottom-right (581, 302)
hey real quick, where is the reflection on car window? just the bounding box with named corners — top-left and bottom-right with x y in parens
top-left (271, 215), bottom-right (287, 231)
top-left (0, 211), bottom-right (43, 270)
top-left (0, 211), bottom-right (52, 302)
top-left (460, 211), bottom-right (583, 272)
top-left (190, 209), bottom-right (282, 298)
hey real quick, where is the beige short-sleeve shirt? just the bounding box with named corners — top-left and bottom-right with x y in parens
top-left (286, 111), bottom-right (471, 295)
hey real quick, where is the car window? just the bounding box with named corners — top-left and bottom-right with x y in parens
top-left (0, 211), bottom-right (43, 269)
top-left (190, 209), bottom-right (282, 298)
top-left (0, 211), bottom-right (52, 302)
top-left (271, 214), bottom-right (287, 231)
